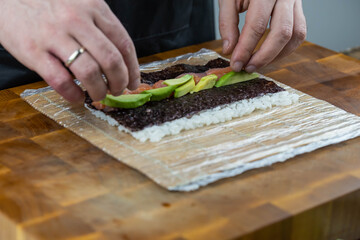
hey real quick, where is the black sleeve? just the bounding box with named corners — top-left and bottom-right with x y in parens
top-left (0, 45), bottom-right (42, 89)
top-left (107, 0), bottom-right (215, 57)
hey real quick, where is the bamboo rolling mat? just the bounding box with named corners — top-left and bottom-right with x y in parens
top-left (21, 49), bottom-right (360, 191)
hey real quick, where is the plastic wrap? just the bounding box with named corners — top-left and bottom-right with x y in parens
top-left (21, 49), bottom-right (360, 191)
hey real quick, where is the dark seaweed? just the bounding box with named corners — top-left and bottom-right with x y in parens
top-left (140, 58), bottom-right (230, 85)
top-left (85, 78), bottom-right (284, 131)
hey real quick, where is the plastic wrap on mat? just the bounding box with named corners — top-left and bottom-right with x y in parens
top-left (21, 49), bottom-right (360, 191)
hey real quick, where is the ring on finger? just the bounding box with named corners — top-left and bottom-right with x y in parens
top-left (65, 47), bottom-right (86, 67)
top-left (101, 74), bottom-right (109, 85)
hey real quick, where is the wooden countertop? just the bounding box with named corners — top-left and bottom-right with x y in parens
top-left (1, 39), bottom-right (360, 240)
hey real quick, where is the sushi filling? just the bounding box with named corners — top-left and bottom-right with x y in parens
top-left (85, 78), bottom-right (285, 131)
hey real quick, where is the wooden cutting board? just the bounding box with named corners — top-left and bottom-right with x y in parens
top-left (1, 39), bottom-right (360, 239)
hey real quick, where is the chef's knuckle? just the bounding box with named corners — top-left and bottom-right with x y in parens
top-left (119, 38), bottom-right (134, 55)
top-left (23, 39), bottom-right (38, 54)
top-left (79, 62), bottom-right (100, 80)
top-left (59, 7), bottom-right (83, 27)
top-left (42, 22), bottom-right (56, 38)
top-left (219, 20), bottom-right (228, 31)
top-left (279, 25), bottom-right (293, 42)
top-left (88, 0), bottom-right (103, 9)
top-left (103, 51), bottom-right (122, 70)
top-left (294, 25), bottom-right (307, 42)
top-left (60, 9), bottom-right (72, 22)
top-left (249, 19), bottom-right (267, 38)
top-left (51, 75), bottom-right (72, 93)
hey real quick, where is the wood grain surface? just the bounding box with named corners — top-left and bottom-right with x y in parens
top-left (1, 39), bottom-right (360, 240)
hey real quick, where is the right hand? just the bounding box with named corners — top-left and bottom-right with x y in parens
top-left (219, 0), bottom-right (307, 73)
top-left (0, 0), bottom-right (140, 102)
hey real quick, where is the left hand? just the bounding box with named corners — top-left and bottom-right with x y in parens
top-left (219, 0), bottom-right (307, 73)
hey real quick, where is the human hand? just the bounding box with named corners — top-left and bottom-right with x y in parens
top-left (0, 0), bottom-right (140, 102)
top-left (219, 0), bottom-right (307, 72)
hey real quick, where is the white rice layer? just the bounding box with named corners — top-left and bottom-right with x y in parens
top-left (86, 91), bottom-right (299, 142)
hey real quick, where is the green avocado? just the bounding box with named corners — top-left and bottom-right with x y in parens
top-left (174, 78), bottom-right (195, 98)
top-left (163, 74), bottom-right (193, 87)
top-left (215, 71), bottom-right (259, 87)
top-left (191, 74), bottom-right (218, 93)
top-left (100, 93), bottom-right (152, 109)
top-left (142, 85), bottom-right (177, 101)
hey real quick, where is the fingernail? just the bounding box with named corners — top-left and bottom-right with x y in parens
top-left (223, 40), bottom-right (229, 52)
top-left (232, 61), bottom-right (243, 72)
top-left (245, 65), bottom-right (256, 73)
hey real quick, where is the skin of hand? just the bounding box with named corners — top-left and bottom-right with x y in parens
top-left (219, 0), bottom-right (307, 73)
top-left (0, 0), bottom-right (140, 102)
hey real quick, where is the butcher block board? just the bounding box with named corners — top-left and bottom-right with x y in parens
top-left (20, 49), bottom-right (360, 191)
top-left (2, 40), bottom-right (360, 239)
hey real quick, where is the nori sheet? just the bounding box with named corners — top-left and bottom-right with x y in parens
top-left (85, 78), bottom-right (284, 131)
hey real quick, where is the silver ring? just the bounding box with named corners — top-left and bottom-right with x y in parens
top-left (101, 74), bottom-right (109, 85)
top-left (65, 47), bottom-right (86, 67)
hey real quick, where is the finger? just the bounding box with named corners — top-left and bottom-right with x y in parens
top-left (93, 3), bottom-right (140, 90)
top-left (35, 52), bottom-right (84, 102)
top-left (245, 0), bottom-right (296, 72)
top-left (230, 0), bottom-right (275, 71)
top-left (73, 25), bottom-right (130, 96)
top-left (218, 0), bottom-right (240, 55)
top-left (70, 49), bottom-right (108, 101)
top-left (273, 0), bottom-right (307, 61)
top-left (50, 36), bottom-right (107, 101)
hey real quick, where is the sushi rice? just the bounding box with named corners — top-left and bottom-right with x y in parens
top-left (85, 90), bottom-right (299, 142)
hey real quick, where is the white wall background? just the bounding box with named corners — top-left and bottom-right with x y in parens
top-left (214, 0), bottom-right (360, 52)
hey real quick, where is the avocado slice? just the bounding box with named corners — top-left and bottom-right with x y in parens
top-left (142, 85), bottom-right (177, 101)
top-left (174, 78), bottom-right (195, 98)
top-left (163, 74), bottom-right (193, 87)
top-left (101, 93), bottom-right (152, 109)
top-left (191, 74), bottom-right (218, 93)
top-left (215, 71), bottom-right (259, 87)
